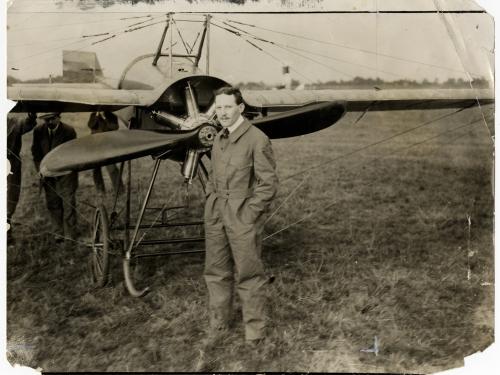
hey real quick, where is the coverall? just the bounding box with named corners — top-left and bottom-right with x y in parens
top-left (87, 111), bottom-right (124, 195)
top-left (32, 122), bottom-right (79, 240)
top-left (204, 117), bottom-right (278, 341)
top-left (7, 114), bottom-right (37, 226)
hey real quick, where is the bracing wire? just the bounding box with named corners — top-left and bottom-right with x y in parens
top-left (211, 21), bottom-right (316, 83)
top-left (7, 143), bottom-right (93, 226)
top-left (265, 104), bottom-right (484, 225)
top-left (172, 19), bottom-right (194, 59)
top-left (433, 0), bottom-right (493, 144)
top-left (224, 18), bottom-right (482, 78)
top-left (8, 14), bottom-right (142, 32)
top-left (282, 105), bottom-right (474, 182)
top-left (219, 19), bottom-right (403, 80)
top-left (10, 220), bottom-right (91, 247)
top-left (9, 14), bottom-right (167, 66)
top-left (263, 113), bottom-right (493, 242)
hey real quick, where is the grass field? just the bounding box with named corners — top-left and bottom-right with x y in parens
top-left (6, 103), bottom-right (494, 373)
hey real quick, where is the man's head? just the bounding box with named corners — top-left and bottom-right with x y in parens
top-left (39, 112), bottom-right (61, 130)
top-left (213, 87), bottom-right (245, 128)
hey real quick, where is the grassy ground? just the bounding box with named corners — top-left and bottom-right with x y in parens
top-left (6, 104), bottom-right (494, 372)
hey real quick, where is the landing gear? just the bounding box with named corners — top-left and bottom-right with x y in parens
top-left (90, 204), bottom-right (110, 287)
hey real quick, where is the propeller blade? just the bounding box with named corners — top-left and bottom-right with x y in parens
top-left (251, 101), bottom-right (346, 139)
top-left (40, 129), bottom-right (197, 177)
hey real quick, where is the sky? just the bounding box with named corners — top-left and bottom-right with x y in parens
top-left (4, 0), bottom-right (495, 86)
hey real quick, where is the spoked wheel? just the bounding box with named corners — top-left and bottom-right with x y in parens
top-left (90, 204), bottom-right (110, 287)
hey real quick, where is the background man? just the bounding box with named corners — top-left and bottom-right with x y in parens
top-left (87, 111), bottom-right (124, 195)
top-left (7, 112), bottom-right (37, 243)
top-left (204, 86), bottom-right (279, 345)
top-left (31, 113), bottom-right (78, 243)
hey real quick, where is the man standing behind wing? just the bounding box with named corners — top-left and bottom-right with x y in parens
top-left (204, 86), bottom-right (279, 345)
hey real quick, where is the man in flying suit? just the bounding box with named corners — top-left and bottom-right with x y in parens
top-left (31, 113), bottom-right (79, 243)
top-left (204, 86), bottom-right (279, 344)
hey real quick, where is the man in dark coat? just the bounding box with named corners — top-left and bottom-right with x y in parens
top-left (31, 113), bottom-right (78, 242)
top-left (204, 87), bottom-right (279, 345)
top-left (7, 112), bottom-right (37, 242)
top-left (87, 111), bottom-right (124, 195)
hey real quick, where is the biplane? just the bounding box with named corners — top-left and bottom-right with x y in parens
top-left (7, 12), bottom-right (494, 297)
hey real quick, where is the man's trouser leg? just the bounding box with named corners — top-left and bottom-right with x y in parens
top-left (56, 173), bottom-right (78, 240)
top-left (105, 164), bottom-right (124, 195)
top-left (43, 179), bottom-right (64, 238)
top-left (225, 202), bottom-right (268, 341)
top-left (7, 161), bottom-right (22, 223)
top-left (92, 168), bottom-right (105, 194)
top-left (204, 195), bottom-right (234, 331)
top-left (58, 182), bottom-right (77, 240)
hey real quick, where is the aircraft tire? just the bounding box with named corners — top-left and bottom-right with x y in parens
top-left (90, 204), bottom-right (110, 287)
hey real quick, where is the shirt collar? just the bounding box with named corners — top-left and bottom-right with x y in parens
top-left (48, 123), bottom-right (60, 134)
top-left (228, 117), bottom-right (251, 143)
top-left (227, 115), bottom-right (244, 134)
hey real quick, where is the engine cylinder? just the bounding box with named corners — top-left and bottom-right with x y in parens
top-left (182, 149), bottom-right (201, 184)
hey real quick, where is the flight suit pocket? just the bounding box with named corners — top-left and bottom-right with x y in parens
top-left (240, 204), bottom-right (261, 225)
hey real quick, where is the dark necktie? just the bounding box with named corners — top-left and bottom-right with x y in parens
top-left (221, 128), bottom-right (229, 139)
top-left (48, 130), bottom-right (53, 149)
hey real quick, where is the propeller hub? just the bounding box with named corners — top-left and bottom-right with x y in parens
top-left (197, 123), bottom-right (218, 148)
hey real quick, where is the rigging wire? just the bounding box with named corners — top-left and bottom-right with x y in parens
top-left (219, 19), bottom-right (403, 80)
top-left (9, 35), bottom-right (91, 48)
top-left (126, 16), bottom-right (155, 28)
top-left (120, 14), bottom-right (153, 20)
top-left (282, 104), bottom-right (474, 182)
top-left (8, 14), bottom-right (140, 32)
top-left (172, 19), bottom-right (193, 57)
top-left (215, 20), bottom-right (354, 79)
top-left (7, 144), bottom-right (93, 226)
top-left (433, 0), bottom-right (493, 144)
top-left (211, 21), bottom-right (315, 83)
top-left (263, 113), bottom-right (493, 241)
top-left (224, 18), bottom-right (482, 77)
top-left (9, 14), bottom-right (167, 68)
top-left (188, 32), bottom-right (201, 54)
top-left (264, 104), bottom-right (480, 225)
top-left (10, 220), bottom-right (91, 247)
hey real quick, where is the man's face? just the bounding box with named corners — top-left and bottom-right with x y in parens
top-left (45, 116), bottom-right (60, 130)
top-left (214, 94), bottom-right (244, 128)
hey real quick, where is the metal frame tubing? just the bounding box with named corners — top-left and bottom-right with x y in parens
top-left (123, 158), bottom-right (162, 297)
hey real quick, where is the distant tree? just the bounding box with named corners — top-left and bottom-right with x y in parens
top-left (7, 75), bottom-right (21, 86)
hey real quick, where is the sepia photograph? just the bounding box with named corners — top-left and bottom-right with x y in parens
top-left (3, 0), bottom-right (496, 373)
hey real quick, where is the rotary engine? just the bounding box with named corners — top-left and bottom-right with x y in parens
top-left (149, 77), bottom-right (227, 184)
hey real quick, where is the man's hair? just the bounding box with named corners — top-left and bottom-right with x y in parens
top-left (214, 86), bottom-right (244, 105)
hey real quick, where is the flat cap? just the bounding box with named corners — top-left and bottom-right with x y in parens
top-left (38, 112), bottom-right (61, 120)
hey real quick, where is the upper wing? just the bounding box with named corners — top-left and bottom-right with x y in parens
top-left (40, 129), bottom-right (197, 177)
top-left (8, 84), bottom-right (167, 113)
top-left (7, 71), bottom-right (205, 112)
top-left (242, 88), bottom-right (494, 111)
